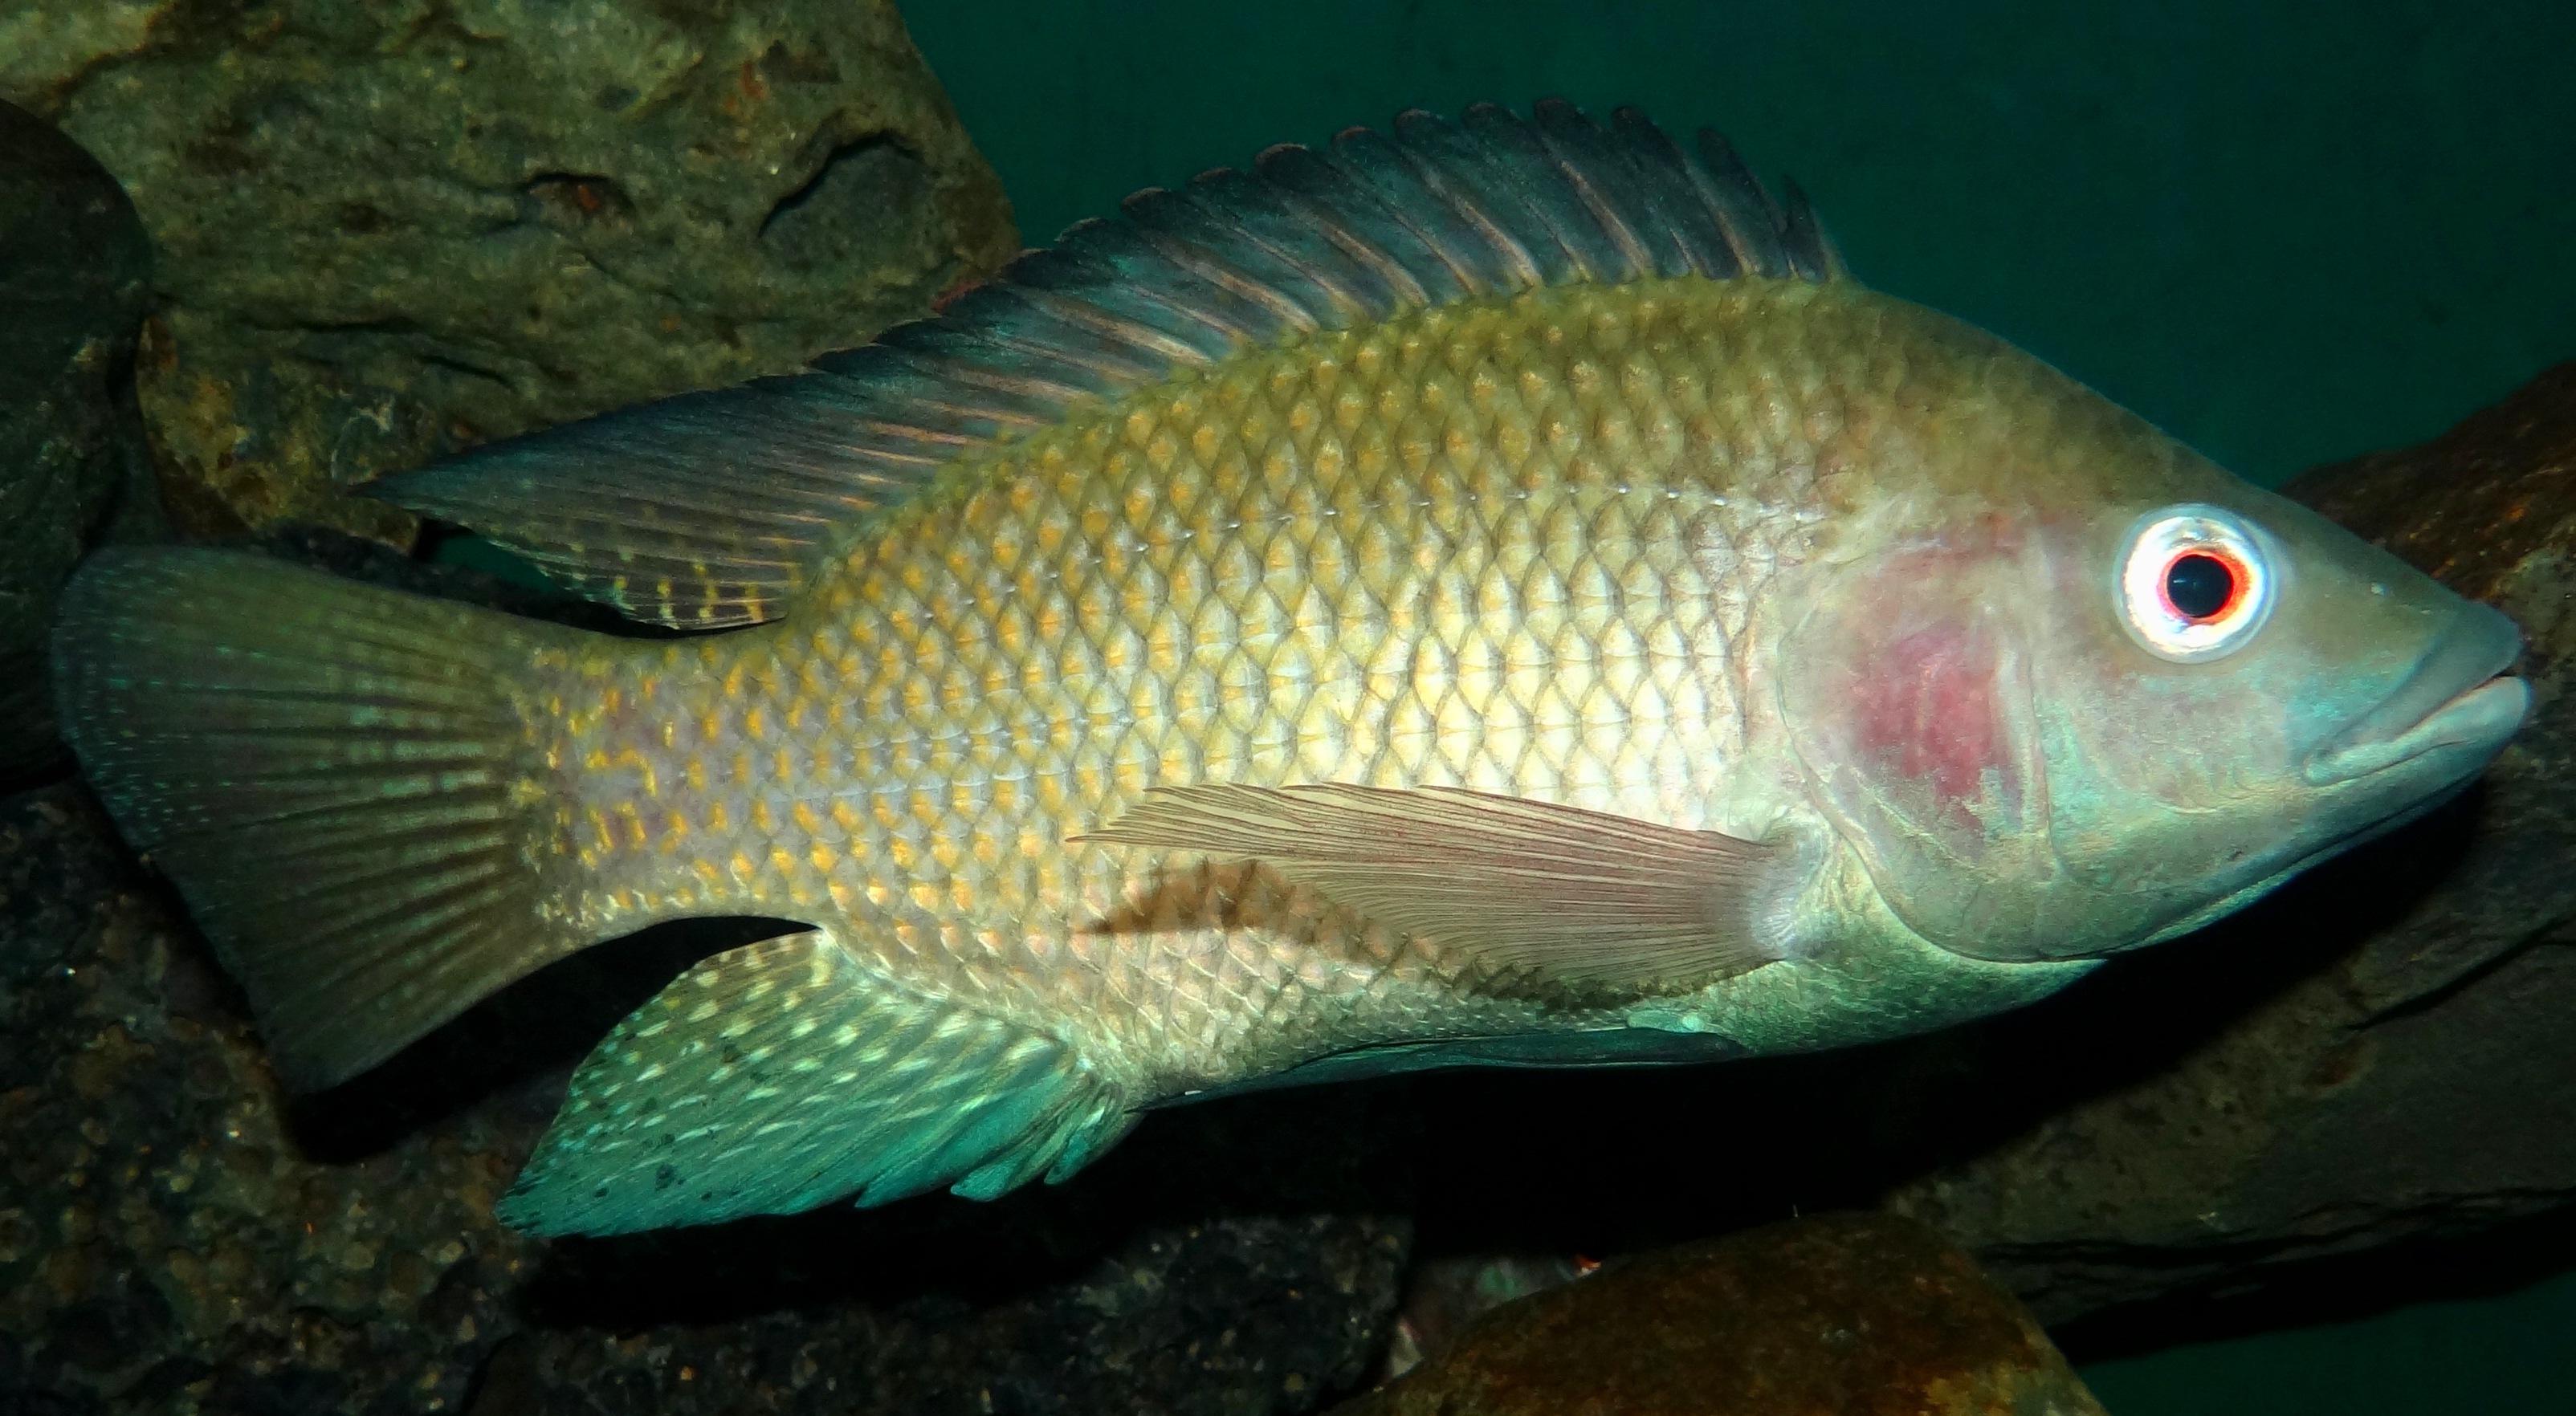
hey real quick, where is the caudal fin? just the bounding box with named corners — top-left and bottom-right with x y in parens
top-left (51, 548), bottom-right (586, 1089)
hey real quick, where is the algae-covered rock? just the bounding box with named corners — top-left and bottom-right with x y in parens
top-left (1333, 1214), bottom-right (2106, 1416)
top-left (0, 0), bottom-right (1017, 543)
top-left (1885, 360), bottom-right (2576, 1323)
top-left (0, 100), bottom-right (152, 782)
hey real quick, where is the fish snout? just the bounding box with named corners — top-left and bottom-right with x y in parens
top-left (2303, 599), bottom-right (2529, 786)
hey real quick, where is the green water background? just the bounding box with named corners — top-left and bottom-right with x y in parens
top-left (907, 0), bottom-right (2574, 490)
top-left (902, 2), bottom-right (2576, 1410)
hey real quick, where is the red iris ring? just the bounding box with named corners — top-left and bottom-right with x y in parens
top-left (2157, 549), bottom-right (2244, 625)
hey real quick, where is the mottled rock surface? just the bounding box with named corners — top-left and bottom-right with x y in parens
top-left (0, 0), bottom-right (1017, 542)
top-left (0, 100), bottom-right (153, 781)
top-left (0, 739), bottom-right (1409, 1414)
top-left (1332, 1214), bottom-right (2105, 1416)
top-left (1883, 360), bottom-right (2576, 1323)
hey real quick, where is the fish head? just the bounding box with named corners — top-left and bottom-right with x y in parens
top-left (1776, 386), bottom-right (2527, 965)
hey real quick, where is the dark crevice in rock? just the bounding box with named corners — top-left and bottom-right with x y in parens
top-left (2359, 913), bottom-right (2572, 1029)
top-left (287, 915), bottom-right (806, 1165)
top-left (2049, 1198), bottom-right (2576, 1364)
top-left (760, 133), bottom-right (929, 271)
top-left (762, 133), bottom-right (899, 236)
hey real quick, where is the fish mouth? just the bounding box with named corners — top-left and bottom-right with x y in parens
top-left (2304, 600), bottom-right (2530, 786)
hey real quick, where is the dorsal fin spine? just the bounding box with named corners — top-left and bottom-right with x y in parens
top-left (1026, 271), bottom-right (1229, 367)
top-left (1607, 108), bottom-right (1736, 279)
top-left (1464, 101), bottom-right (1632, 283)
top-left (1125, 190), bottom-right (1331, 334)
top-left (1319, 128), bottom-right (1505, 298)
top-left (1183, 169), bottom-right (1392, 323)
top-left (372, 100), bottom-right (1841, 631)
top-left (1393, 108), bottom-right (1559, 287)
top-left (1532, 99), bottom-right (1664, 275)
top-left (1253, 145), bottom-right (1444, 307)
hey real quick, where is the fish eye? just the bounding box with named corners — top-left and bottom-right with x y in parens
top-left (2117, 505), bottom-right (2275, 661)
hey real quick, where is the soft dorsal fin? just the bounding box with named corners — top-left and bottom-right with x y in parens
top-left (373, 100), bottom-right (1840, 629)
top-left (1080, 783), bottom-right (1795, 1000)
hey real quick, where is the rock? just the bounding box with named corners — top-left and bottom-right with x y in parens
top-left (0, 777), bottom-right (542, 1410)
top-left (1379, 1255), bottom-right (1592, 1381)
top-left (1881, 360), bottom-right (2576, 1324)
top-left (0, 702), bottom-right (1408, 1412)
top-left (0, 0), bottom-right (1017, 543)
top-left (1331, 1214), bottom-right (2105, 1416)
top-left (0, 100), bottom-right (154, 782)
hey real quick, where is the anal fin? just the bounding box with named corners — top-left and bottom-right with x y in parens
top-left (499, 930), bottom-right (1129, 1236)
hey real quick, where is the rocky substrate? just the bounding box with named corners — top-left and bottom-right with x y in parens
top-left (0, 99), bottom-right (155, 779)
top-left (0, 0), bottom-right (1017, 543)
top-left (1331, 1215), bottom-right (2105, 1416)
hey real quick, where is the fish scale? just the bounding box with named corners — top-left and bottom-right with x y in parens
top-left (551, 280), bottom-right (1842, 1093)
top-left (51, 100), bottom-right (2526, 1235)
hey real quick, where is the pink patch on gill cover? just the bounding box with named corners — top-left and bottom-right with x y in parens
top-left (1850, 621), bottom-right (2008, 816)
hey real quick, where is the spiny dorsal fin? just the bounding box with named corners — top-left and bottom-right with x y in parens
top-left (1080, 783), bottom-right (1795, 1001)
top-left (374, 100), bottom-right (1840, 629)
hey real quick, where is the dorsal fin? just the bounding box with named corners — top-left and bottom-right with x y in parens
top-left (373, 99), bottom-right (1841, 629)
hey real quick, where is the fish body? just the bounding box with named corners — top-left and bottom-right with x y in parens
top-left (53, 102), bottom-right (2528, 1236)
top-left (553, 279), bottom-right (2089, 1082)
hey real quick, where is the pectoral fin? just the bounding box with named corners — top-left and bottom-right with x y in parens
top-left (1081, 784), bottom-right (1792, 998)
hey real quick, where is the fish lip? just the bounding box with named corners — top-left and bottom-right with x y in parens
top-left (2303, 602), bottom-right (2530, 787)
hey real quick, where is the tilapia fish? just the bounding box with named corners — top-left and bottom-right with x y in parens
top-left (53, 100), bottom-right (2529, 1236)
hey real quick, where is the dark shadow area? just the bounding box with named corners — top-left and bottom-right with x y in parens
top-left (0, 747), bottom-right (75, 800)
top-left (263, 522), bottom-right (652, 637)
top-left (287, 914), bottom-right (809, 1163)
top-left (517, 1077), bottom-right (1420, 1330)
top-left (2052, 1198), bottom-right (2576, 1364)
top-left (758, 133), bottom-right (930, 273)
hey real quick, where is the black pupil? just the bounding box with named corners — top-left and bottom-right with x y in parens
top-left (2165, 552), bottom-right (2236, 620)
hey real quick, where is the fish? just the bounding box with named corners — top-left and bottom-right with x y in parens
top-left (50, 100), bottom-right (2530, 1237)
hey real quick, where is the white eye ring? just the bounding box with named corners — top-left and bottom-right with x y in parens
top-left (2117, 505), bottom-right (2276, 662)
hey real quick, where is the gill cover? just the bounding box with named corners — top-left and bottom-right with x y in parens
top-left (1777, 524), bottom-right (2072, 961)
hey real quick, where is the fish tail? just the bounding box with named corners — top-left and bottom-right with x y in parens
top-left (51, 547), bottom-right (589, 1089)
